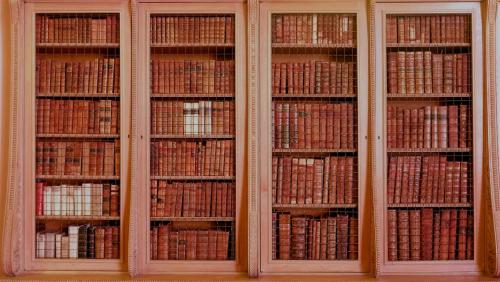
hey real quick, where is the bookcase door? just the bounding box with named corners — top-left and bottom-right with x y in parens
top-left (134, 2), bottom-right (247, 274)
top-left (374, 2), bottom-right (483, 275)
top-left (20, 1), bottom-right (130, 272)
top-left (258, 1), bottom-right (369, 274)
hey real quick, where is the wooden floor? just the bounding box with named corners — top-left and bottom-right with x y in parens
top-left (1, 273), bottom-right (499, 281)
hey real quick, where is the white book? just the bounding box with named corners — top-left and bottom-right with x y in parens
top-left (36, 232), bottom-right (45, 258)
top-left (52, 186), bottom-right (61, 216)
top-left (83, 183), bottom-right (92, 216)
top-left (312, 14), bottom-right (318, 44)
top-left (55, 233), bottom-right (62, 258)
top-left (74, 186), bottom-right (82, 216)
top-left (192, 102), bottom-right (199, 135)
top-left (67, 186), bottom-right (75, 216)
top-left (206, 101), bottom-right (212, 135)
top-left (199, 101), bottom-right (205, 135)
top-left (184, 102), bottom-right (192, 134)
top-left (60, 185), bottom-right (67, 216)
top-left (44, 186), bottom-right (52, 216)
top-left (68, 226), bottom-right (79, 259)
top-left (45, 232), bottom-right (55, 258)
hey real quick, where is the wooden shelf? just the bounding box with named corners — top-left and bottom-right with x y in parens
top-left (150, 217), bottom-right (235, 222)
top-left (273, 148), bottom-right (357, 154)
top-left (36, 175), bottom-right (120, 180)
top-left (36, 42), bottom-right (120, 48)
top-left (150, 176), bottom-right (235, 181)
top-left (386, 43), bottom-right (471, 48)
top-left (387, 93), bottom-right (472, 98)
top-left (273, 203), bottom-right (357, 209)
top-left (151, 134), bottom-right (235, 139)
top-left (151, 93), bottom-right (235, 98)
top-left (36, 215), bottom-right (120, 221)
top-left (37, 93), bottom-right (120, 98)
top-left (36, 134), bottom-right (120, 139)
top-left (272, 43), bottom-right (356, 49)
top-left (273, 94), bottom-right (357, 99)
top-left (387, 148), bottom-right (471, 153)
top-left (151, 43), bottom-right (234, 48)
top-left (388, 203), bottom-right (472, 208)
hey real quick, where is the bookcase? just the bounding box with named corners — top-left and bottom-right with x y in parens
top-left (374, 2), bottom-right (484, 275)
top-left (258, 0), bottom-right (369, 273)
top-left (134, 2), bottom-right (247, 274)
top-left (3, 1), bottom-right (131, 273)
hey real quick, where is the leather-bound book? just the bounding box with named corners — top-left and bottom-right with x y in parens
top-left (78, 225), bottom-right (89, 258)
top-left (437, 156), bottom-right (447, 203)
top-left (397, 52), bottom-right (406, 94)
top-left (405, 52), bottom-right (415, 94)
top-left (409, 209), bottom-right (421, 260)
top-left (320, 218), bottom-right (328, 260)
top-left (312, 159), bottom-right (324, 204)
top-left (457, 209), bottom-right (468, 260)
top-left (387, 157), bottom-right (397, 204)
top-left (279, 213), bottom-right (291, 260)
top-left (459, 104), bottom-right (468, 148)
top-left (421, 208), bottom-right (433, 260)
top-left (439, 210), bottom-right (451, 260)
top-left (104, 227), bottom-right (113, 259)
top-left (386, 16), bottom-right (397, 43)
top-left (337, 215), bottom-right (349, 260)
top-left (348, 217), bottom-right (358, 260)
top-left (291, 217), bottom-right (307, 259)
top-left (448, 209), bottom-right (458, 260)
top-left (151, 227), bottom-right (158, 260)
top-left (438, 106), bottom-right (448, 148)
top-left (460, 162), bottom-right (469, 203)
top-left (398, 210), bottom-right (410, 261)
top-left (87, 226), bottom-right (96, 259)
top-left (327, 217), bottom-right (337, 260)
top-left (197, 230), bottom-right (209, 260)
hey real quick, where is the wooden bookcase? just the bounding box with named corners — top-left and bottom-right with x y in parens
top-left (374, 2), bottom-right (483, 275)
top-left (134, 1), bottom-right (247, 274)
top-left (258, 0), bottom-right (369, 274)
top-left (6, 0), bottom-right (131, 273)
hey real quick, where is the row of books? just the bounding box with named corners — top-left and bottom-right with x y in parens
top-left (387, 208), bottom-right (473, 261)
top-left (151, 101), bottom-right (234, 135)
top-left (386, 15), bottom-right (470, 44)
top-left (36, 15), bottom-right (119, 44)
top-left (150, 15), bottom-right (234, 44)
top-left (36, 99), bottom-right (119, 135)
top-left (387, 52), bottom-right (470, 94)
top-left (36, 58), bottom-right (120, 94)
top-left (273, 102), bottom-right (356, 149)
top-left (150, 226), bottom-right (230, 260)
top-left (272, 156), bottom-right (356, 205)
top-left (36, 141), bottom-right (120, 176)
top-left (272, 213), bottom-right (357, 260)
top-left (36, 225), bottom-right (119, 259)
top-left (272, 14), bottom-right (356, 45)
top-left (150, 140), bottom-right (234, 177)
top-left (387, 156), bottom-right (469, 205)
top-left (151, 60), bottom-right (234, 95)
top-left (387, 105), bottom-right (469, 149)
top-left (150, 181), bottom-right (235, 218)
top-left (272, 61), bottom-right (356, 95)
top-left (36, 183), bottom-right (119, 217)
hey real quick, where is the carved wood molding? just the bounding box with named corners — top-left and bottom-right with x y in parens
top-left (247, 0), bottom-right (259, 278)
top-left (128, 0), bottom-right (138, 277)
top-left (3, 0), bottom-right (24, 276)
top-left (367, 0), bottom-right (379, 277)
top-left (485, 0), bottom-right (500, 276)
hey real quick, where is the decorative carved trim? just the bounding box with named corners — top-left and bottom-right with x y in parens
top-left (368, 0), bottom-right (378, 277)
top-left (128, 0), bottom-right (138, 278)
top-left (247, 0), bottom-right (259, 277)
top-left (485, 0), bottom-right (500, 276)
top-left (3, 0), bottom-right (24, 276)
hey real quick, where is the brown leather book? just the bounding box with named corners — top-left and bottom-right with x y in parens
top-left (409, 209), bottom-right (421, 260)
top-left (337, 215), bottom-right (349, 260)
top-left (291, 217), bottom-right (307, 260)
top-left (386, 16), bottom-right (397, 43)
top-left (397, 52), bottom-right (406, 94)
top-left (449, 209), bottom-right (458, 260)
top-left (398, 210), bottom-right (410, 260)
top-left (279, 213), bottom-right (291, 259)
top-left (459, 104), bottom-right (468, 148)
top-left (439, 209), bottom-right (451, 260)
top-left (421, 208), bottom-right (433, 260)
top-left (151, 227), bottom-right (158, 260)
top-left (327, 217), bottom-right (337, 260)
top-left (457, 209), bottom-right (468, 260)
top-left (460, 162), bottom-right (469, 203)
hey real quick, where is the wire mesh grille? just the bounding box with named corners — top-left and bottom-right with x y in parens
top-left (34, 13), bottom-right (121, 260)
top-left (385, 13), bottom-right (473, 261)
top-left (270, 13), bottom-right (359, 261)
top-left (148, 14), bottom-right (236, 261)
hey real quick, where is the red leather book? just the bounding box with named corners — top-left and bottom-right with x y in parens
top-left (291, 217), bottom-right (307, 260)
top-left (421, 208), bottom-right (433, 260)
top-left (279, 213), bottom-right (291, 260)
top-left (337, 215), bottom-right (349, 260)
top-left (36, 182), bottom-right (44, 216)
top-left (333, 103), bottom-right (341, 149)
top-left (311, 103), bottom-right (320, 148)
top-left (401, 156), bottom-right (410, 203)
top-left (431, 106), bottom-right (439, 149)
top-left (312, 159), bottom-right (324, 204)
top-left (348, 217), bottom-right (358, 260)
top-left (438, 106), bottom-right (448, 148)
top-left (327, 217), bottom-right (337, 260)
top-left (459, 104), bottom-right (468, 148)
top-left (407, 156), bottom-right (416, 203)
top-left (448, 105), bottom-right (459, 148)
top-left (404, 108), bottom-right (412, 148)
top-left (151, 227), bottom-right (158, 260)
top-left (438, 156), bottom-right (447, 204)
top-left (452, 162), bottom-right (461, 204)
top-left (397, 52), bottom-right (406, 94)
top-left (460, 162), bottom-right (469, 203)
top-left (439, 209), bottom-right (451, 260)
top-left (328, 157), bottom-right (338, 204)
top-left (319, 218), bottom-right (328, 260)
top-left (410, 108), bottom-right (418, 148)
top-left (409, 209), bottom-right (421, 260)
top-left (457, 209), bottom-right (468, 260)
top-left (329, 62), bottom-right (337, 95)
top-left (433, 209), bottom-right (441, 260)
top-left (104, 227), bottom-right (113, 259)
top-left (157, 225), bottom-right (169, 260)
top-left (432, 54), bottom-right (443, 93)
top-left (197, 230), bottom-right (209, 260)
top-left (449, 209), bottom-right (458, 260)
top-left (340, 103), bottom-right (348, 149)
top-left (466, 213), bottom-right (473, 259)
top-left (415, 51), bottom-right (424, 94)
top-left (345, 157), bottom-right (354, 204)
top-left (405, 52), bottom-right (415, 94)
top-left (398, 210), bottom-right (410, 260)
top-left (424, 106), bottom-right (432, 148)
top-left (297, 158), bottom-right (307, 204)
top-left (387, 157), bottom-right (397, 204)
top-left (386, 16), bottom-right (397, 43)
top-left (326, 104), bottom-right (334, 149)
top-left (290, 158), bottom-right (299, 204)
top-left (388, 210), bottom-right (398, 261)
top-left (397, 16), bottom-right (405, 43)
top-left (319, 104), bottom-right (327, 148)
top-left (305, 159), bottom-right (314, 204)
top-left (394, 156), bottom-right (403, 204)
